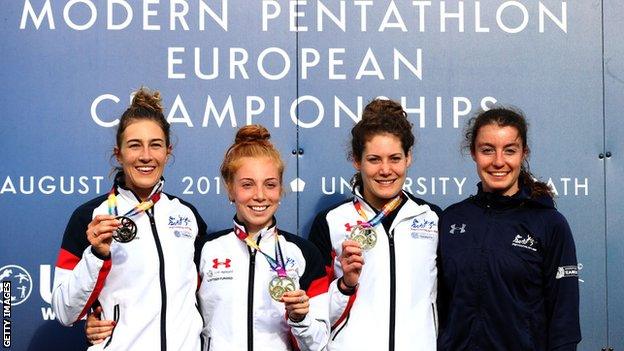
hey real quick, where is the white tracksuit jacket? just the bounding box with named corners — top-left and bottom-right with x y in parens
top-left (195, 219), bottom-right (331, 351)
top-left (51, 176), bottom-right (204, 351)
top-left (308, 188), bottom-right (442, 351)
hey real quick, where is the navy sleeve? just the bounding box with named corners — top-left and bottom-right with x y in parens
top-left (299, 243), bottom-right (327, 292)
top-left (543, 212), bottom-right (581, 350)
top-left (173, 196), bottom-right (208, 270)
top-left (284, 233), bottom-right (330, 296)
top-left (60, 197), bottom-right (107, 259)
top-left (307, 211), bottom-right (335, 270)
top-left (436, 210), bottom-right (450, 332)
top-left (194, 209), bottom-right (208, 239)
top-left (192, 211), bottom-right (208, 269)
top-left (194, 234), bottom-right (209, 270)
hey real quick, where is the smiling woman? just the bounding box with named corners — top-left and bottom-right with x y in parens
top-left (471, 123), bottom-right (526, 196)
top-left (308, 98), bottom-right (442, 351)
top-left (437, 107), bottom-right (581, 350)
top-left (219, 126), bottom-right (284, 234)
top-left (194, 125), bottom-right (331, 351)
top-left (51, 87), bottom-right (205, 350)
top-left (114, 120), bottom-right (170, 199)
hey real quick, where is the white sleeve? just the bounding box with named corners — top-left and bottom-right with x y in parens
top-left (51, 247), bottom-right (110, 326)
top-left (288, 292), bottom-right (330, 351)
top-left (327, 278), bottom-right (355, 326)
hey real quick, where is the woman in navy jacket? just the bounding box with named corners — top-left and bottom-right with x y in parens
top-left (437, 107), bottom-right (581, 350)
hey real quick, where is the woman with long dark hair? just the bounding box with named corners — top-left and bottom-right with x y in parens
top-left (308, 98), bottom-right (442, 350)
top-left (437, 107), bottom-right (581, 350)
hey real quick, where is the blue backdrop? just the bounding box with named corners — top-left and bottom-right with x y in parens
top-left (0, 1), bottom-right (621, 350)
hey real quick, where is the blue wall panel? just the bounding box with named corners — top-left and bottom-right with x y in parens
top-left (604, 0), bottom-right (624, 349)
top-left (0, 1), bottom-right (618, 349)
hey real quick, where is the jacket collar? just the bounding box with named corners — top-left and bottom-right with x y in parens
top-left (113, 171), bottom-right (165, 203)
top-left (352, 186), bottom-right (425, 232)
top-left (232, 215), bottom-right (278, 241)
top-left (353, 186), bottom-right (377, 216)
top-left (473, 182), bottom-right (554, 210)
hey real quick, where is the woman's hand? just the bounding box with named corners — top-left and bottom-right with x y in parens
top-left (282, 290), bottom-right (310, 323)
top-left (85, 306), bottom-right (115, 345)
top-left (86, 215), bottom-right (120, 258)
top-left (339, 239), bottom-right (364, 291)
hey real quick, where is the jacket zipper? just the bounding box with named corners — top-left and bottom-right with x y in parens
top-left (148, 210), bottom-right (168, 351)
top-left (198, 303), bottom-right (206, 350)
top-left (432, 302), bottom-right (438, 336)
top-left (247, 246), bottom-right (257, 351)
top-left (388, 229), bottom-right (396, 351)
top-left (103, 304), bottom-right (120, 349)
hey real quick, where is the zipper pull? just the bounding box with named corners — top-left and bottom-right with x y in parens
top-left (147, 210), bottom-right (155, 224)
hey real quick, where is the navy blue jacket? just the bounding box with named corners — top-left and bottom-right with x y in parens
top-left (437, 183), bottom-right (581, 351)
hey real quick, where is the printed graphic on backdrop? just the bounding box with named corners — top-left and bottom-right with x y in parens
top-left (0, 265), bottom-right (33, 307)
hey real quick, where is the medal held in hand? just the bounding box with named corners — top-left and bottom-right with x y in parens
top-left (348, 195), bottom-right (402, 251)
top-left (268, 275), bottom-right (296, 301)
top-left (234, 225), bottom-right (297, 301)
top-left (107, 184), bottom-right (162, 243)
top-left (113, 216), bottom-right (137, 243)
top-left (349, 225), bottom-right (378, 251)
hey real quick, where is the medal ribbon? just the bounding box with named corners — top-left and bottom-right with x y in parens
top-left (234, 225), bottom-right (287, 277)
top-left (107, 183), bottom-right (163, 218)
top-left (352, 194), bottom-right (403, 228)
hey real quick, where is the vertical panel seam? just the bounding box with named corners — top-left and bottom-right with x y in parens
top-left (600, 0), bottom-right (609, 346)
top-left (295, 1), bottom-right (301, 236)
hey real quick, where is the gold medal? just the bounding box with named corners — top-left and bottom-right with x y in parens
top-left (268, 275), bottom-right (296, 301)
top-left (347, 194), bottom-right (401, 251)
top-left (349, 225), bottom-right (377, 250)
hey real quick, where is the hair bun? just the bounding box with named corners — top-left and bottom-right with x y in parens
top-left (131, 87), bottom-right (163, 114)
top-left (361, 98), bottom-right (407, 121)
top-left (234, 124), bottom-right (271, 144)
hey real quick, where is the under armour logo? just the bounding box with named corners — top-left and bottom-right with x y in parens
top-left (449, 224), bottom-right (466, 234)
top-left (344, 221), bottom-right (365, 232)
top-left (212, 258), bottom-right (231, 269)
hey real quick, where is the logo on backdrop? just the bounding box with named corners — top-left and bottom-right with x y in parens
top-left (290, 178), bottom-right (305, 193)
top-left (0, 265), bottom-right (33, 306)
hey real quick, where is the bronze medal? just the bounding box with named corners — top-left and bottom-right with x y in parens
top-left (113, 216), bottom-right (137, 243)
